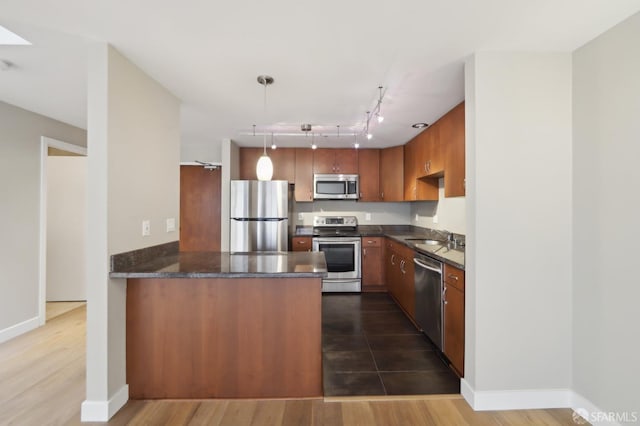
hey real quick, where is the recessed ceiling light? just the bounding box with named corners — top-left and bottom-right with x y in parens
top-left (0, 25), bottom-right (31, 45)
top-left (412, 122), bottom-right (429, 129)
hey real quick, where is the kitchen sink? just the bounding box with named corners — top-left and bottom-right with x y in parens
top-left (405, 239), bottom-right (443, 245)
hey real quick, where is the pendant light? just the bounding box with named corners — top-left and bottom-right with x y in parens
top-left (376, 86), bottom-right (384, 123)
top-left (256, 75), bottom-right (274, 181)
top-left (366, 111), bottom-right (373, 140)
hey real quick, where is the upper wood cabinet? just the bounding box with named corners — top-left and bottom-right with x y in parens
top-left (421, 121), bottom-right (444, 178)
top-left (313, 148), bottom-right (357, 174)
top-left (380, 146), bottom-right (404, 202)
top-left (404, 138), bottom-right (438, 201)
top-left (294, 148), bottom-right (314, 202)
top-left (239, 148), bottom-right (295, 182)
top-left (443, 102), bottom-right (465, 197)
top-left (358, 149), bottom-right (381, 202)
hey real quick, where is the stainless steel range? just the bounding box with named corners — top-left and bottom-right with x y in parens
top-left (312, 216), bottom-right (361, 292)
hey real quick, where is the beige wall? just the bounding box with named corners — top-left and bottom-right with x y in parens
top-left (46, 156), bottom-right (87, 301)
top-left (464, 52), bottom-right (573, 403)
top-left (0, 101), bottom-right (86, 342)
top-left (294, 200), bottom-right (411, 226)
top-left (83, 44), bottom-right (180, 420)
top-left (572, 12), bottom-right (640, 417)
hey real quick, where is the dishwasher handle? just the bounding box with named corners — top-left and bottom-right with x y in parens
top-left (413, 257), bottom-right (442, 274)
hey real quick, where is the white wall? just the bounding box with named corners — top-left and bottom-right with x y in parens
top-left (410, 179), bottom-right (466, 234)
top-left (83, 44), bottom-right (180, 421)
top-left (181, 140), bottom-right (222, 163)
top-left (464, 52), bottom-right (573, 405)
top-left (46, 156), bottom-right (87, 301)
top-left (0, 101), bottom-right (86, 343)
top-left (572, 12), bottom-right (640, 417)
top-left (220, 139), bottom-right (239, 251)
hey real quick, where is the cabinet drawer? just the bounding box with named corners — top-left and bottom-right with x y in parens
top-left (444, 264), bottom-right (465, 291)
top-left (291, 237), bottom-right (312, 251)
top-left (362, 237), bottom-right (382, 247)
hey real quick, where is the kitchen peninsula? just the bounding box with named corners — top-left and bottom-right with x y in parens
top-left (111, 243), bottom-right (327, 399)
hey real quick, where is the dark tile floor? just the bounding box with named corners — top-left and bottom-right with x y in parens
top-left (322, 293), bottom-right (460, 396)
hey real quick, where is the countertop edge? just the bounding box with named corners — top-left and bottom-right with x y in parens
top-left (111, 272), bottom-right (328, 279)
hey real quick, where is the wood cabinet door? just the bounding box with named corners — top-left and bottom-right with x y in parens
top-left (312, 149), bottom-right (335, 174)
top-left (403, 139), bottom-right (418, 200)
top-left (291, 236), bottom-right (312, 252)
top-left (294, 149), bottom-right (314, 202)
top-left (444, 282), bottom-right (464, 376)
top-left (358, 149), bottom-right (381, 201)
top-left (424, 121), bottom-right (444, 177)
top-left (270, 148), bottom-right (296, 182)
top-left (398, 246), bottom-right (415, 319)
top-left (334, 149), bottom-right (358, 174)
top-left (362, 237), bottom-right (384, 290)
top-left (380, 146), bottom-right (404, 202)
top-left (238, 148), bottom-right (262, 180)
top-left (179, 165), bottom-right (221, 251)
top-left (444, 102), bottom-right (466, 197)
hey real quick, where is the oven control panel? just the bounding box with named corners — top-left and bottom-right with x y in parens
top-left (313, 215), bottom-right (358, 227)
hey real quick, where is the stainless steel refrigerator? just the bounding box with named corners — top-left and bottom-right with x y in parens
top-left (230, 180), bottom-right (289, 252)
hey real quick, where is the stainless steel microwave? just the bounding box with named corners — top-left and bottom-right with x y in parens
top-left (313, 174), bottom-right (359, 200)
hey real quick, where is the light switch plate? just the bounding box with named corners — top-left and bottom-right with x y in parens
top-left (166, 218), bottom-right (176, 232)
top-left (433, 214), bottom-right (439, 224)
top-left (142, 220), bottom-right (151, 236)
top-left (298, 213), bottom-right (303, 221)
top-left (365, 213), bottom-right (371, 221)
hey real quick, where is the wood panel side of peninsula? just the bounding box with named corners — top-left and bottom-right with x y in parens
top-left (126, 277), bottom-right (322, 399)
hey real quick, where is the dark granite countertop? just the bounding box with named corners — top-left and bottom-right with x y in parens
top-left (111, 250), bottom-right (328, 279)
top-left (293, 225), bottom-right (465, 270)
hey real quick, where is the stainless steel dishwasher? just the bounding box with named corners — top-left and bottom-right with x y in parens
top-left (414, 253), bottom-right (443, 350)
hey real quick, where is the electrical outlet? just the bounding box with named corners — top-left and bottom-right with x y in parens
top-left (433, 214), bottom-right (439, 224)
top-left (166, 218), bottom-right (176, 232)
top-left (365, 213), bottom-right (371, 221)
top-left (415, 214), bottom-right (419, 221)
top-left (142, 220), bottom-right (151, 236)
top-left (298, 213), bottom-right (303, 221)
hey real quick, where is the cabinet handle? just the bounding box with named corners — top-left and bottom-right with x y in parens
top-left (400, 259), bottom-right (406, 274)
top-left (391, 254), bottom-right (396, 265)
top-left (381, 191), bottom-right (384, 199)
top-left (424, 162), bottom-right (428, 173)
top-left (447, 274), bottom-right (459, 281)
top-left (363, 248), bottom-right (367, 257)
top-left (297, 240), bottom-right (306, 244)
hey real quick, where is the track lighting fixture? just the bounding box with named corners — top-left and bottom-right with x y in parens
top-left (311, 133), bottom-right (317, 150)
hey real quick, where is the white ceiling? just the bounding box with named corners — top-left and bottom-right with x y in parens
top-left (1, 1), bottom-right (639, 149)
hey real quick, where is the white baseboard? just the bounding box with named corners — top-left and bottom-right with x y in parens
top-left (571, 392), bottom-right (630, 426)
top-left (460, 379), bottom-right (571, 410)
top-left (81, 384), bottom-right (129, 422)
top-left (0, 316), bottom-right (39, 344)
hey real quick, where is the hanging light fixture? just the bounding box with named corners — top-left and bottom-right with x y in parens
top-left (365, 111), bottom-right (373, 140)
top-left (354, 133), bottom-right (360, 149)
top-left (271, 133), bottom-right (277, 150)
top-left (311, 133), bottom-right (317, 150)
top-left (376, 86), bottom-right (384, 123)
top-left (256, 75), bottom-right (274, 181)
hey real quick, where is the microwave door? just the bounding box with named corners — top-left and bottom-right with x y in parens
top-left (316, 181), bottom-right (346, 196)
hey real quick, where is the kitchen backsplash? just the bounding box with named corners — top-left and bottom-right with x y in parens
top-left (411, 179), bottom-right (466, 234)
top-left (293, 200), bottom-right (411, 226)
top-left (293, 178), bottom-right (466, 234)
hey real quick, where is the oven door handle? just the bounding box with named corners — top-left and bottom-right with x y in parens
top-left (313, 238), bottom-right (361, 244)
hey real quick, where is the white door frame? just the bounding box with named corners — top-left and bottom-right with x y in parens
top-left (38, 136), bottom-right (87, 325)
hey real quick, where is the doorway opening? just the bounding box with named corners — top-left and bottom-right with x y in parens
top-left (38, 137), bottom-right (87, 325)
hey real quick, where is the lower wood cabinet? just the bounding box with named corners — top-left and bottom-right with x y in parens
top-left (383, 238), bottom-right (415, 320)
top-left (362, 237), bottom-right (384, 290)
top-left (443, 263), bottom-right (465, 376)
top-left (291, 236), bottom-right (312, 252)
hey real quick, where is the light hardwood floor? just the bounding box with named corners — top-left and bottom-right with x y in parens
top-left (46, 301), bottom-right (87, 321)
top-left (0, 305), bottom-right (583, 425)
